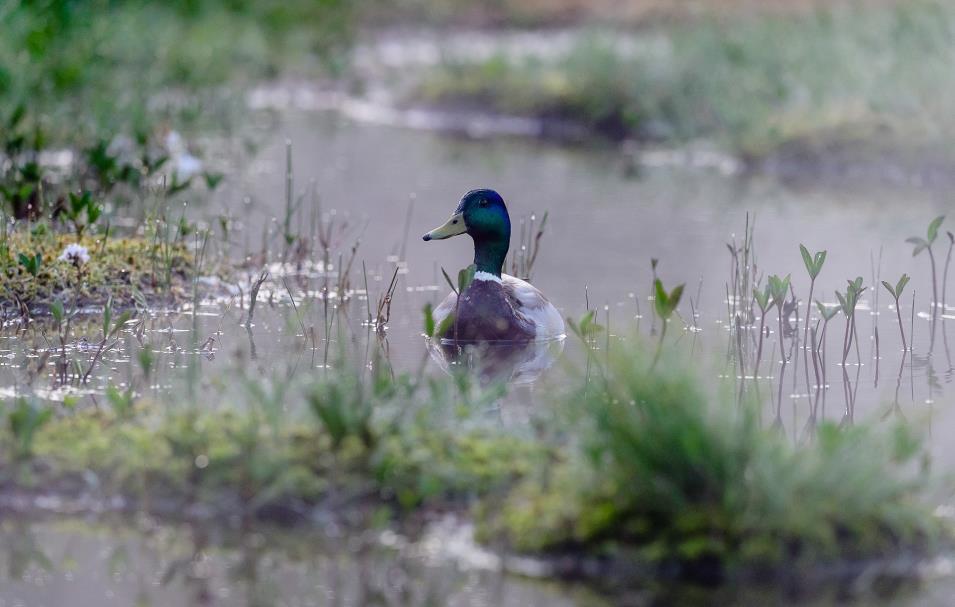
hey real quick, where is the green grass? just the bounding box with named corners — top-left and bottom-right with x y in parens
top-left (0, 230), bottom-right (201, 309)
top-left (413, 1), bottom-right (955, 156)
top-left (0, 340), bottom-right (942, 585)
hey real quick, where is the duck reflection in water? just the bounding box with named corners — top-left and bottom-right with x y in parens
top-left (427, 338), bottom-right (565, 386)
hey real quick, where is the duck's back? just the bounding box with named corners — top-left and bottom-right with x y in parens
top-left (433, 274), bottom-right (564, 342)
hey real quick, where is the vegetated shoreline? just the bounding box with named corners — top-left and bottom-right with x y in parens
top-left (0, 341), bottom-right (946, 597)
top-left (0, 232), bottom-right (234, 314)
top-left (371, 0), bottom-right (955, 185)
top-left (294, 80), bottom-right (955, 188)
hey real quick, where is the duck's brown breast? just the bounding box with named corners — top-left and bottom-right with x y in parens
top-left (439, 280), bottom-right (535, 342)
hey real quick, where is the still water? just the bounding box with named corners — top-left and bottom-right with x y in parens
top-left (3, 108), bottom-right (955, 605)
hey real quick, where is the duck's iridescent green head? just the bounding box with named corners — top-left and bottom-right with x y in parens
top-left (423, 189), bottom-right (511, 276)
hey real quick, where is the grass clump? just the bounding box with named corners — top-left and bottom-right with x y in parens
top-left (478, 343), bottom-right (939, 580)
top-left (0, 231), bottom-right (197, 310)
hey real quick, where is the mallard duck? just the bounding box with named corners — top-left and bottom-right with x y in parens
top-left (423, 189), bottom-right (564, 342)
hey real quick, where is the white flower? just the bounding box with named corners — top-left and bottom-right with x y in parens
top-left (58, 243), bottom-right (90, 266)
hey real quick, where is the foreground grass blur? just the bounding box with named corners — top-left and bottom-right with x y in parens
top-left (0, 337), bottom-right (941, 586)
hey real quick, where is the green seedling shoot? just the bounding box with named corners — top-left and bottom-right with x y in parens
top-left (836, 277), bottom-right (866, 364)
top-left (567, 309), bottom-right (604, 344)
top-left (436, 264), bottom-right (477, 340)
top-left (64, 191), bottom-right (103, 238)
top-left (814, 299), bottom-right (840, 356)
top-left (753, 282), bottom-right (773, 379)
top-left (799, 245), bottom-right (827, 347)
top-left (906, 215), bottom-right (944, 316)
top-left (768, 274), bottom-right (791, 361)
top-left (943, 231), bottom-right (954, 313)
top-left (882, 274), bottom-right (911, 351)
top-left (652, 278), bottom-right (684, 367)
top-left (18, 251), bottom-right (41, 276)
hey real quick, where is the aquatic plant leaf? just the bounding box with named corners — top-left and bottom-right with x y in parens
top-left (896, 274), bottom-right (910, 297)
top-left (848, 276), bottom-right (864, 295)
top-left (436, 313), bottom-right (456, 338)
top-left (654, 279), bottom-right (668, 319)
top-left (767, 274), bottom-right (790, 309)
top-left (458, 264), bottom-right (476, 293)
top-left (907, 237), bottom-right (928, 257)
top-left (667, 284), bottom-right (685, 313)
top-left (814, 250), bottom-right (827, 272)
top-left (753, 287), bottom-right (770, 312)
top-left (800, 244), bottom-right (812, 274)
top-left (86, 200), bottom-right (102, 224)
top-left (203, 172), bottom-right (224, 190)
top-left (928, 215), bottom-right (945, 244)
top-left (567, 310), bottom-right (604, 343)
top-left (50, 299), bottom-right (64, 325)
top-left (881, 280), bottom-right (896, 299)
top-left (835, 291), bottom-right (849, 316)
top-left (17, 252), bottom-right (41, 276)
top-left (423, 303), bottom-right (435, 337)
top-left (578, 310), bottom-right (604, 337)
top-left (815, 300), bottom-right (838, 321)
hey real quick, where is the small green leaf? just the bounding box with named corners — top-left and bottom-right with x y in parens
top-left (50, 299), bottom-right (64, 325)
top-left (881, 280), bottom-right (896, 299)
top-left (458, 264), bottom-right (476, 293)
top-left (799, 244), bottom-right (813, 275)
top-left (907, 236), bottom-right (928, 257)
top-left (928, 215), bottom-right (945, 244)
top-left (667, 284), bottom-right (685, 315)
top-left (896, 274), bottom-right (910, 296)
top-left (423, 303), bottom-right (436, 337)
top-left (815, 300), bottom-right (839, 321)
top-left (813, 250), bottom-right (827, 277)
top-left (654, 279), bottom-right (669, 320)
top-left (436, 312), bottom-right (456, 338)
top-left (835, 291), bottom-right (848, 316)
top-left (753, 286), bottom-right (770, 312)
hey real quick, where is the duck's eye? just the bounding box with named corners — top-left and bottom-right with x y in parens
top-left (479, 199), bottom-right (488, 207)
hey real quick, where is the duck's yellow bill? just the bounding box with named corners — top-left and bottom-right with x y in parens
top-left (422, 212), bottom-right (466, 241)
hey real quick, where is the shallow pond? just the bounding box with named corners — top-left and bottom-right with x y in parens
top-left (5, 108), bottom-right (955, 604)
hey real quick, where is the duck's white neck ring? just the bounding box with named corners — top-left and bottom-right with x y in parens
top-left (473, 271), bottom-right (503, 284)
